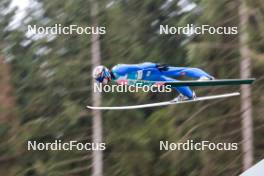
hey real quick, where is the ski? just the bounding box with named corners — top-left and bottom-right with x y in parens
top-left (165, 78), bottom-right (255, 87)
top-left (87, 92), bottom-right (240, 110)
top-left (122, 78), bottom-right (255, 87)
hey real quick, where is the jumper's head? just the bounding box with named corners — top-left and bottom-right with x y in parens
top-left (92, 65), bottom-right (111, 84)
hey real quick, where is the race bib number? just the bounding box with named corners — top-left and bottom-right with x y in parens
top-left (137, 70), bottom-right (143, 80)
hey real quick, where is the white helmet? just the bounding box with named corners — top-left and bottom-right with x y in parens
top-left (92, 65), bottom-right (111, 83)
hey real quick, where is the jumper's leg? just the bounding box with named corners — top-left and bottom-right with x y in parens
top-left (161, 67), bottom-right (214, 80)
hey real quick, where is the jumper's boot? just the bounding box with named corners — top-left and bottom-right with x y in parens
top-left (172, 92), bottom-right (196, 102)
top-left (198, 76), bottom-right (215, 81)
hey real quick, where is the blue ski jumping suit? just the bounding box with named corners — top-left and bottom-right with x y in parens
top-left (111, 62), bottom-right (213, 99)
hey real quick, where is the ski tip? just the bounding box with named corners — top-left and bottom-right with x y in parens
top-left (87, 106), bottom-right (108, 110)
top-left (244, 78), bottom-right (256, 83)
top-left (87, 106), bottom-right (97, 110)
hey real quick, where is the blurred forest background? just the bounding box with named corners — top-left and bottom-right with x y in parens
top-left (0, 0), bottom-right (263, 175)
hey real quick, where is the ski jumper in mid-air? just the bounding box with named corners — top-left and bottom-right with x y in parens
top-left (92, 62), bottom-right (214, 100)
